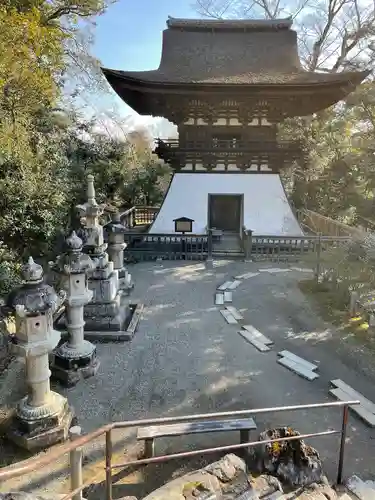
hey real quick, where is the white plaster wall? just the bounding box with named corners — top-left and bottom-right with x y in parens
top-left (150, 173), bottom-right (303, 236)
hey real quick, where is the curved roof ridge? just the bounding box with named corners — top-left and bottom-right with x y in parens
top-left (166, 16), bottom-right (293, 30)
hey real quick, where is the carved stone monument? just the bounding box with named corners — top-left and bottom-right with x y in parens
top-left (105, 212), bottom-right (133, 293)
top-left (4, 257), bottom-right (73, 450)
top-left (51, 231), bottom-right (99, 386)
top-left (77, 175), bottom-right (133, 340)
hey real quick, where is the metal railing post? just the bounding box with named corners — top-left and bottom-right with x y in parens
top-left (337, 404), bottom-right (349, 485)
top-left (105, 429), bottom-right (113, 500)
top-left (69, 426), bottom-right (84, 500)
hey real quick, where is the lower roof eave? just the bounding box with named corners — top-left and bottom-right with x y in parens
top-left (102, 67), bottom-right (369, 93)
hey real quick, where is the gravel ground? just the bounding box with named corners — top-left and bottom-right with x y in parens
top-left (1, 259), bottom-right (375, 499)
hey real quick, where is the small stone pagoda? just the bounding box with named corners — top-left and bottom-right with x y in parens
top-left (102, 17), bottom-right (368, 237)
top-left (77, 175), bottom-right (133, 340)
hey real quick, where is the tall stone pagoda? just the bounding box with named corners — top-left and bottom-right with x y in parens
top-left (102, 17), bottom-right (368, 236)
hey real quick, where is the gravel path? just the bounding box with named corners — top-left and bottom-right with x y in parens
top-left (1, 259), bottom-right (375, 498)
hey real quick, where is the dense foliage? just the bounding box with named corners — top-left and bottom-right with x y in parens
top-left (0, 0), bottom-right (170, 296)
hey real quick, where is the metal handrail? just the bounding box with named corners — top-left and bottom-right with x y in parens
top-left (0, 400), bottom-right (359, 499)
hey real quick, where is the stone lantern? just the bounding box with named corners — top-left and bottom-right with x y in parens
top-left (4, 257), bottom-right (73, 450)
top-left (51, 231), bottom-right (99, 386)
top-left (105, 212), bottom-right (133, 293)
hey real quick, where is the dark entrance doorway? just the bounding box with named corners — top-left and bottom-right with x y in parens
top-left (208, 194), bottom-right (242, 232)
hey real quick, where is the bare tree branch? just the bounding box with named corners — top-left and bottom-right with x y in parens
top-left (192, 0), bottom-right (375, 73)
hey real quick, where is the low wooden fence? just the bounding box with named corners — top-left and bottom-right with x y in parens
top-left (124, 232), bottom-right (210, 261)
top-left (120, 206), bottom-right (159, 229)
top-left (296, 209), bottom-right (363, 238)
top-left (251, 235), bottom-right (351, 263)
top-left (122, 228), bottom-right (350, 265)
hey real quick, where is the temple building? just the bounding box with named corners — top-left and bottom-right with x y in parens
top-left (102, 17), bottom-right (368, 236)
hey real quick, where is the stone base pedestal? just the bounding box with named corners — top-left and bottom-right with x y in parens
top-left (83, 300), bottom-right (143, 342)
top-left (6, 392), bottom-right (74, 451)
top-left (51, 340), bottom-right (100, 387)
top-left (83, 291), bottom-right (132, 341)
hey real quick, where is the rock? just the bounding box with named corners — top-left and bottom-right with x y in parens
top-left (253, 427), bottom-right (325, 487)
top-left (204, 453), bottom-right (246, 482)
top-left (142, 454), bottom-right (253, 500)
top-left (142, 470), bottom-right (221, 500)
top-left (250, 474), bottom-right (283, 498)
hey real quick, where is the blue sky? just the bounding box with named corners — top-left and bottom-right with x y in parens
top-left (92, 0), bottom-right (197, 132)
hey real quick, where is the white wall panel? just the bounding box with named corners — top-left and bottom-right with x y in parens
top-left (150, 173), bottom-right (302, 236)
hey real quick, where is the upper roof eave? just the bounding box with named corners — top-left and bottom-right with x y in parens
top-left (166, 16), bottom-right (293, 30)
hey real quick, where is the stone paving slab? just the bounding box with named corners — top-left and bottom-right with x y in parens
top-left (238, 330), bottom-right (271, 352)
top-left (345, 475), bottom-right (375, 499)
top-left (277, 351), bottom-right (318, 372)
top-left (329, 388), bottom-right (375, 427)
top-left (330, 379), bottom-right (375, 414)
top-left (217, 281), bottom-right (233, 291)
top-left (228, 280), bottom-right (242, 290)
top-left (220, 309), bottom-right (238, 324)
top-left (234, 272), bottom-right (260, 280)
top-left (242, 325), bottom-right (273, 346)
top-left (225, 306), bottom-right (244, 321)
top-left (277, 357), bottom-right (319, 381)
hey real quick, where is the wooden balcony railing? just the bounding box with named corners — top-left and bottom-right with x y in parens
top-left (154, 139), bottom-right (303, 168)
top-left (154, 138), bottom-right (302, 159)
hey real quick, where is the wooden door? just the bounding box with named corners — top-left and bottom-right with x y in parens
top-left (209, 195), bottom-right (242, 232)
